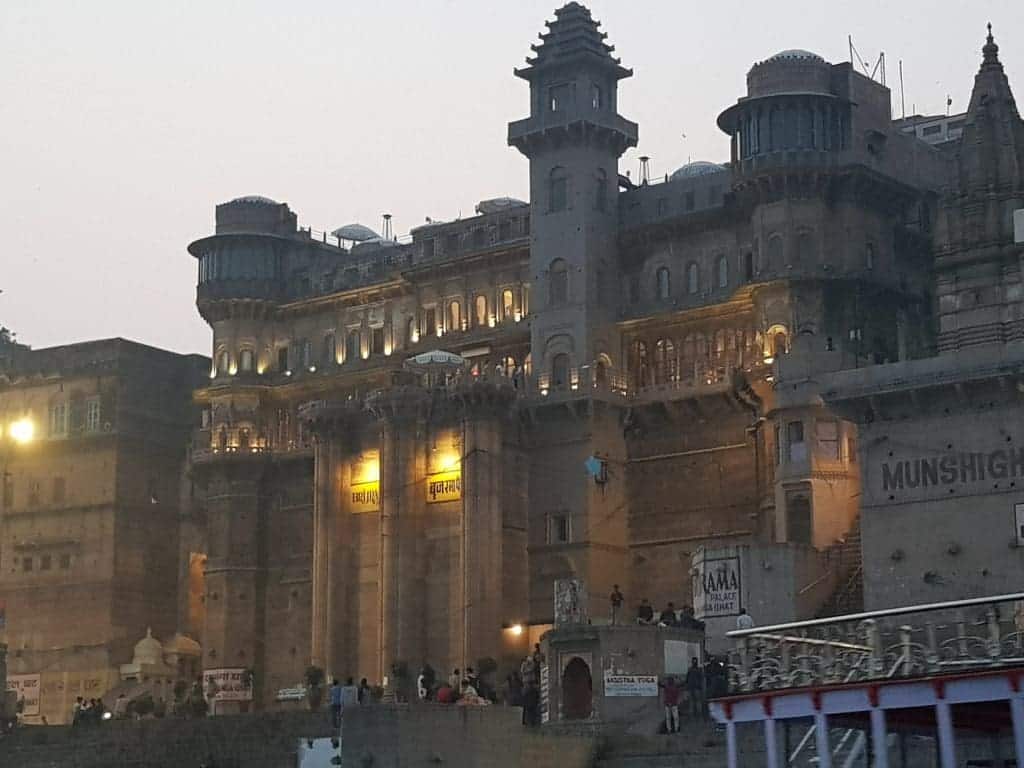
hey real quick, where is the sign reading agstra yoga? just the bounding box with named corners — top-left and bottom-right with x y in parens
top-left (880, 447), bottom-right (1024, 492)
top-left (426, 469), bottom-right (461, 503)
top-left (603, 673), bottom-right (658, 697)
top-left (693, 556), bottom-right (741, 618)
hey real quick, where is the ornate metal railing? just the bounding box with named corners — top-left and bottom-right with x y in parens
top-left (727, 592), bottom-right (1024, 694)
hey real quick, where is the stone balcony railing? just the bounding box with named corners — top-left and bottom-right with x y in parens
top-left (725, 591), bottom-right (1024, 695)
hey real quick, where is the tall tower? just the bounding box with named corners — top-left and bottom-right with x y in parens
top-left (509, 2), bottom-right (637, 378)
top-left (508, 4), bottom-right (637, 624)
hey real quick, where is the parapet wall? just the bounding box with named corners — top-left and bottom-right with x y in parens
top-left (342, 704), bottom-right (599, 768)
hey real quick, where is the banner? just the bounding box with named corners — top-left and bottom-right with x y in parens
top-left (7, 674), bottom-right (41, 715)
top-left (603, 673), bottom-right (658, 697)
top-left (426, 470), bottom-right (461, 503)
top-left (203, 668), bottom-right (252, 702)
top-left (554, 578), bottom-right (587, 627)
top-left (350, 480), bottom-right (380, 513)
top-left (693, 556), bottom-right (741, 619)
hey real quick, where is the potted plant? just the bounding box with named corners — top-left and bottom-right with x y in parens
top-left (305, 665), bottom-right (326, 710)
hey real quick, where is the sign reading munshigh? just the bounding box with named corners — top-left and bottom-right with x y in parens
top-left (881, 448), bottom-right (1024, 492)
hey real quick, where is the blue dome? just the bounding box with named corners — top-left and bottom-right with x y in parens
top-left (670, 161), bottom-right (727, 181)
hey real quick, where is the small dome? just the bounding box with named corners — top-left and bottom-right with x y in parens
top-left (475, 197), bottom-right (527, 215)
top-left (331, 223), bottom-right (380, 242)
top-left (229, 195), bottom-right (279, 206)
top-left (132, 628), bottom-right (164, 666)
top-left (670, 161), bottom-right (727, 181)
top-left (163, 633), bottom-right (201, 657)
top-left (765, 49), bottom-right (825, 64)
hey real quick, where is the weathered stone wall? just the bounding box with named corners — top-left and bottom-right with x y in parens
top-left (342, 704), bottom-right (598, 768)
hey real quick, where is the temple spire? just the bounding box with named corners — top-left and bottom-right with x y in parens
top-left (981, 22), bottom-right (1002, 72)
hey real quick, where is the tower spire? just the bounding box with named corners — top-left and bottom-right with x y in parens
top-left (981, 22), bottom-right (1001, 72)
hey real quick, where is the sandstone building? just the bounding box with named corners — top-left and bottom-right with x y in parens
top-left (0, 339), bottom-right (207, 723)
top-left (186, 4), bottom-right (1022, 707)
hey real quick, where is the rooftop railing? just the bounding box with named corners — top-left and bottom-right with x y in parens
top-left (726, 591), bottom-right (1024, 694)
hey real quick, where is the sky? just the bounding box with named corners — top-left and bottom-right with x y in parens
top-left (2, 0), bottom-right (1021, 356)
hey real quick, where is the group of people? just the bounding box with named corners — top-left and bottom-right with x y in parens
top-left (630, 595), bottom-right (706, 631)
top-left (327, 677), bottom-right (362, 729)
top-left (71, 697), bottom-right (108, 726)
top-left (659, 656), bottom-right (729, 734)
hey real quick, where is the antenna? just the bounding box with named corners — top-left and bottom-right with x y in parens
top-left (849, 35), bottom-right (886, 85)
top-left (639, 156), bottom-right (650, 185)
top-left (382, 213), bottom-right (393, 241)
top-left (899, 59), bottom-right (906, 120)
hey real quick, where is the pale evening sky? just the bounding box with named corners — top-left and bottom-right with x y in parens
top-left (1, 0), bottom-right (1021, 356)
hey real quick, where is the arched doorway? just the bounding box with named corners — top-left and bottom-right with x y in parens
top-left (561, 657), bottom-right (593, 720)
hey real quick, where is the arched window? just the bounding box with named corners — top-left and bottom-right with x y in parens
top-left (744, 252), bottom-right (754, 282)
top-left (687, 263), bottom-right (699, 295)
top-left (551, 353), bottom-right (570, 390)
top-left (346, 329), bottom-right (361, 362)
top-left (767, 235), bottom-right (784, 272)
top-left (549, 167), bottom-right (568, 212)
top-left (595, 168), bottom-right (608, 212)
top-left (474, 295), bottom-right (487, 326)
top-left (795, 230), bottom-right (814, 267)
top-left (654, 339), bottom-right (675, 384)
top-left (301, 339), bottom-right (314, 369)
top-left (502, 288), bottom-right (515, 320)
top-left (216, 349), bottom-right (229, 374)
top-left (656, 267), bottom-right (671, 300)
top-left (633, 340), bottom-right (649, 388)
top-left (405, 316), bottom-right (417, 346)
top-left (716, 255), bottom-right (729, 288)
top-left (550, 259), bottom-right (568, 306)
top-left (239, 348), bottom-right (254, 372)
top-left (448, 300), bottom-right (461, 332)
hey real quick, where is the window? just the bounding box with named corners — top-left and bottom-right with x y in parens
top-left (816, 421), bottom-right (840, 460)
top-left (321, 335), bottom-right (335, 367)
top-left (549, 167), bottom-right (568, 212)
top-left (239, 348), bottom-right (255, 372)
top-left (502, 289), bottom-right (515, 321)
top-left (346, 330), bottom-right (361, 362)
top-left (595, 169), bottom-right (608, 212)
top-left (549, 512), bottom-right (571, 544)
top-left (787, 496), bottom-right (812, 545)
top-left (301, 339), bottom-right (313, 369)
top-left (787, 421), bottom-right (806, 462)
top-left (499, 220), bottom-right (511, 241)
top-left (767, 235), bottom-right (783, 272)
top-left (474, 295), bottom-right (488, 327)
top-left (371, 327), bottom-right (385, 355)
top-left (425, 307), bottom-right (437, 337)
top-left (22, 557), bottom-right (33, 572)
top-left (656, 267), bottom-right (671, 300)
top-left (422, 238), bottom-right (435, 259)
top-left (654, 339), bottom-right (675, 383)
top-left (633, 340), bottom-right (649, 387)
top-left (52, 477), bottom-right (66, 504)
top-left (277, 346), bottom-right (289, 372)
top-left (551, 353), bottom-right (570, 390)
top-left (60, 553), bottom-right (71, 570)
top-left (49, 403), bottom-right (67, 437)
top-left (40, 554), bottom-right (52, 571)
top-left (216, 350), bottom-right (229, 375)
top-left (448, 300), bottom-right (462, 332)
top-left (405, 316), bottom-right (418, 346)
top-left (865, 242), bottom-right (875, 270)
top-left (85, 399), bottom-right (101, 433)
top-left (846, 434), bottom-right (857, 464)
top-left (716, 255), bottom-right (729, 288)
top-left (744, 252), bottom-right (754, 282)
top-left (687, 263), bottom-right (699, 295)
top-left (591, 83), bottom-right (602, 110)
top-left (922, 124), bottom-right (942, 136)
top-left (550, 259), bottom-right (568, 306)
top-left (549, 83), bottom-right (571, 112)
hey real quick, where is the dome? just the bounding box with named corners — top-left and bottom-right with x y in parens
top-left (163, 632), bottom-right (201, 657)
top-left (475, 197), bottom-right (527, 215)
top-left (229, 195), bottom-right (279, 206)
top-left (765, 49), bottom-right (825, 64)
top-left (132, 628), bottom-right (164, 666)
top-left (331, 223), bottom-right (380, 242)
top-left (670, 161), bottom-right (727, 181)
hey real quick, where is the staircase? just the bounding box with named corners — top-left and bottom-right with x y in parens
top-left (816, 517), bottom-right (864, 618)
top-left (595, 717), bottom-right (764, 767)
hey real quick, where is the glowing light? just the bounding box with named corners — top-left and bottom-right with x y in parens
top-left (228, 363), bottom-right (238, 376)
top-left (353, 454), bottom-right (380, 484)
top-left (256, 363), bottom-right (267, 375)
top-left (309, 365), bottom-right (317, 373)
top-left (763, 356), bottom-right (775, 365)
top-left (209, 368), bottom-right (217, 380)
top-left (488, 315), bottom-right (496, 328)
top-left (284, 370), bottom-right (293, 377)
top-left (410, 331), bottom-right (420, 344)
top-left (9, 418), bottom-right (35, 445)
top-left (435, 450), bottom-right (460, 473)
top-left (435, 326), bottom-right (443, 338)
top-left (507, 623), bottom-right (524, 637)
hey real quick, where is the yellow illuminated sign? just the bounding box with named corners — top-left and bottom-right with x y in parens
top-left (350, 481), bottom-right (380, 513)
top-left (426, 469), bottom-right (462, 504)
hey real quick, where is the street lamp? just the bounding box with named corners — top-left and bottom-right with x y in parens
top-left (8, 417), bottom-right (35, 445)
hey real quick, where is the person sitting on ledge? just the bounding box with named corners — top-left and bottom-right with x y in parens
top-left (659, 602), bottom-right (680, 627)
top-left (637, 598), bottom-right (655, 625)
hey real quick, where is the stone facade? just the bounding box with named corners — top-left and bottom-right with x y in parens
top-left (184, 3), bottom-right (1022, 708)
top-left (0, 339), bottom-right (207, 724)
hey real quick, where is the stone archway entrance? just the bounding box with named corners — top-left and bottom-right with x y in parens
top-left (561, 656), bottom-right (593, 720)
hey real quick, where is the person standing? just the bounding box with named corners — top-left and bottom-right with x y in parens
top-left (609, 584), bottom-right (624, 625)
top-left (340, 677), bottom-right (359, 712)
top-left (685, 658), bottom-right (704, 719)
top-left (736, 607), bottom-right (754, 630)
top-left (328, 679), bottom-right (343, 729)
top-left (660, 676), bottom-right (681, 734)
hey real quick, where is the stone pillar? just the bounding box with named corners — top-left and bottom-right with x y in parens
top-left (200, 459), bottom-right (266, 711)
top-left (456, 384), bottom-right (515, 670)
top-left (310, 438), bottom-right (334, 671)
top-left (370, 388), bottom-right (428, 682)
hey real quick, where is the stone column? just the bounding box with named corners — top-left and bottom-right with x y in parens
top-left (310, 437), bottom-right (333, 671)
top-left (456, 383), bottom-right (514, 670)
